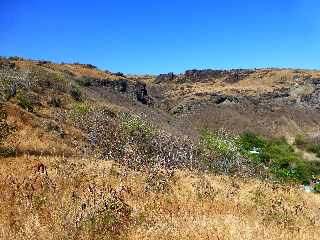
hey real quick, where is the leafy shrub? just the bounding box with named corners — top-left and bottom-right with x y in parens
top-left (201, 129), bottom-right (238, 159)
top-left (239, 132), bottom-right (320, 183)
top-left (52, 72), bottom-right (67, 85)
top-left (238, 131), bottom-right (267, 151)
top-left (17, 95), bottom-right (33, 112)
top-left (120, 114), bottom-right (153, 140)
top-left (314, 184), bottom-right (320, 193)
top-left (200, 129), bottom-right (241, 174)
top-left (70, 102), bottom-right (91, 121)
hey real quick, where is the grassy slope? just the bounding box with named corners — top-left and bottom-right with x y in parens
top-left (1, 58), bottom-right (320, 239)
top-left (1, 155), bottom-right (320, 240)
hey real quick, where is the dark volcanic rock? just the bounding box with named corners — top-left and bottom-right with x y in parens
top-left (135, 82), bottom-right (153, 105)
top-left (155, 72), bottom-right (176, 83)
top-left (89, 78), bottom-right (153, 105)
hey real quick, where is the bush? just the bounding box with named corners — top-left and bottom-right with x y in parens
top-left (238, 131), bottom-right (267, 151)
top-left (120, 115), bottom-right (153, 140)
top-left (238, 132), bottom-right (320, 183)
top-left (17, 95), bottom-right (33, 112)
top-left (314, 184), bottom-right (320, 193)
top-left (201, 129), bottom-right (238, 159)
top-left (200, 129), bottom-right (240, 174)
top-left (70, 102), bottom-right (91, 121)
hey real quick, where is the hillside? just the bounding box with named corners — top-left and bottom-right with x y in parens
top-left (1, 57), bottom-right (320, 240)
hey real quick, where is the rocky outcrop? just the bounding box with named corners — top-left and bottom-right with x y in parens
top-left (155, 69), bottom-right (255, 84)
top-left (88, 78), bottom-right (153, 105)
top-left (155, 72), bottom-right (176, 84)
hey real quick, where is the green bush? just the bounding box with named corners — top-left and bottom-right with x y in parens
top-left (120, 115), bottom-right (153, 140)
top-left (200, 129), bottom-right (239, 159)
top-left (238, 131), bottom-right (267, 151)
top-left (314, 184), bottom-right (320, 193)
top-left (70, 102), bottom-right (91, 121)
top-left (238, 132), bottom-right (320, 183)
top-left (17, 95), bottom-right (33, 112)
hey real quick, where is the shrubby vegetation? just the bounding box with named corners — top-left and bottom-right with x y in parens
top-left (199, 129), bottom-right (242, 174)
top-left (17, 94), bottom-right (33, 112)
top-left (238, 132), bottom-right (320, 183)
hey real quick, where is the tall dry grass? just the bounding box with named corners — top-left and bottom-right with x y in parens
top-left (0, 154), bottom-right (319, 240)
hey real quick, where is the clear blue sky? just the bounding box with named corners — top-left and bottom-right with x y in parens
top-left (1, 0), bottom-right (319, 74)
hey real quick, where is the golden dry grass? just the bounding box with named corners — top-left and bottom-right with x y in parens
top-left (1, 154), bottom-right (320, 240)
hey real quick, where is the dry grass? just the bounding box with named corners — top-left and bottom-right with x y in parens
top-left (0, 154), bottom-right (320, 240)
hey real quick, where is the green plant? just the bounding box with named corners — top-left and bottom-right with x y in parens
top-left (70, 102), bottom-right (91, 121)
top-left (199, 129), bottom-right (241, 174)
top-left (120, 115), bottom-right (152, 140)
top-left (17, 95), bottom-right (33, 112)
top-left (200, 129), bottom-right (239, 159)
top-left (314, 184), bottom-right (320, 193)
top-left (52, 72), bottom-right (68, 85)
top-left (238, 132), bottom-right (320, 183)
top-left (238, 131), bottom-right (267, 151)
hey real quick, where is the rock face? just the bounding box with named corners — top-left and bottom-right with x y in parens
top-left (155, 69), bottom-right (255, 84)
top-left (88, 78), bottom-right (153, 105)
top-left (155, 72), bottom-right (176, 83)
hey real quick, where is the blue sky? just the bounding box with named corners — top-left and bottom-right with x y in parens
top-left (1, 0), bottom-right (319, 74)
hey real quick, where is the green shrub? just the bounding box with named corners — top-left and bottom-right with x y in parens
top-left (52, 72), bottom-right (68, 85)
top-left (17, 95), bottom-right (33, 112)
top-left (200, 129), bottom-right (239, 159)
top-left (238, 131), bottom-right (267, 151)
top-left (120, 115), bottom-right (152, 140)
top-left (238, 132), bottom-right (320, 183)
top-left (70, 102), bottom-right (91, 122)
top-left (314, 184), bottom-right (320, 193)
